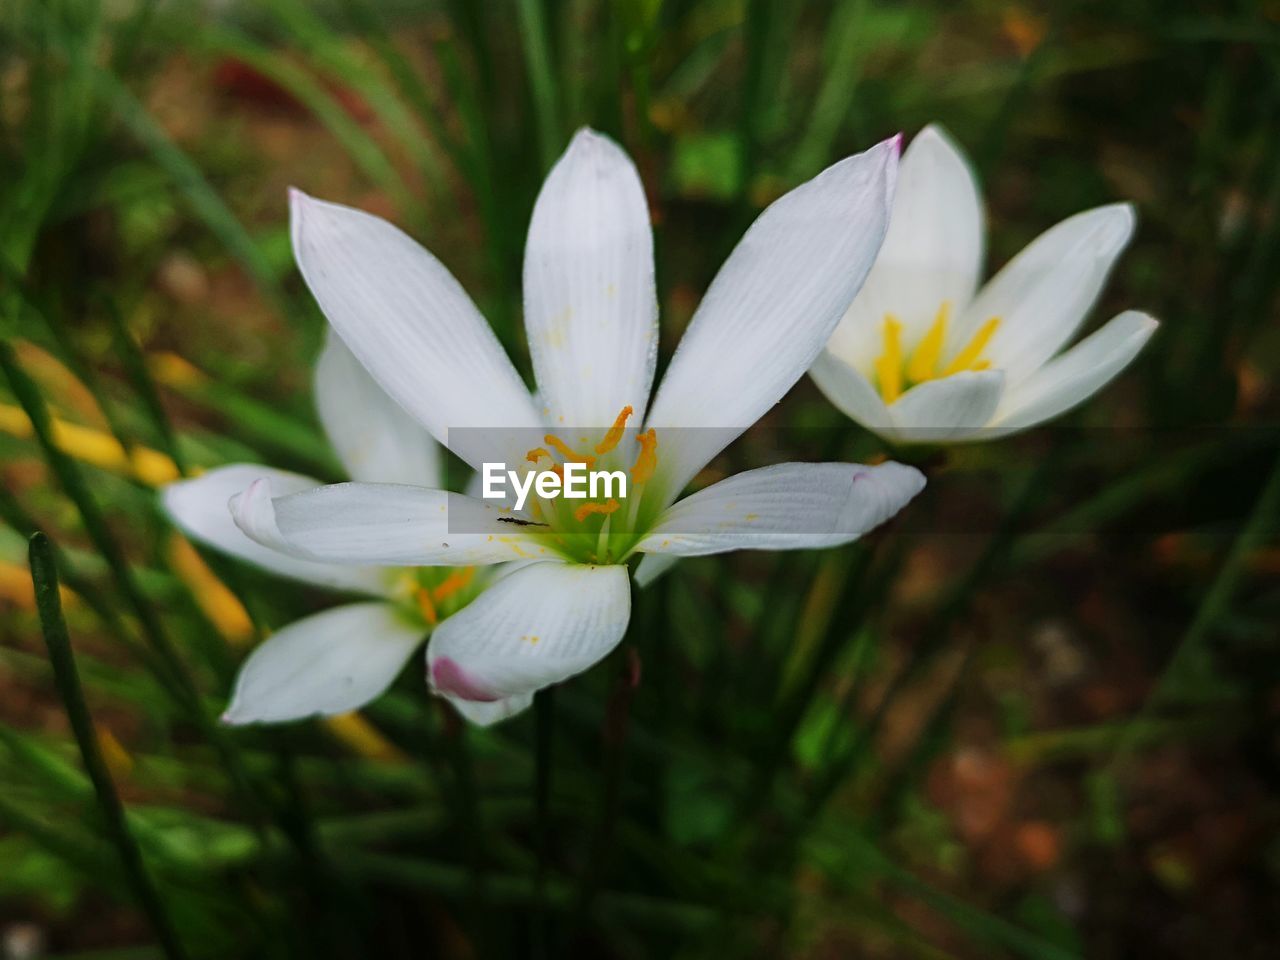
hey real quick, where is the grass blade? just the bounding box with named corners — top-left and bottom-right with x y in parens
top-left (99, 73), bottom-right (283, 309)
top-left (28, 532), bottom-right (192, 960)
top-left (516, 0), bottom-right (564, 171)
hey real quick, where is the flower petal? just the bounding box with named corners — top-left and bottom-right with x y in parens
top-left (444, 692), bottom-right (535, 727)
top-left (827, 124), bottom-right (984, 366)
top-left (427, 561), bottom-right (630, 707)
top-left (290, 190), bottom-right (543, 470)
top-left (231, 480), bottom-right (560, 567)
top-left (887, 370), bottom-right (1005, 443)
top-left (314, 328), bottom-right (442, 487)
top-left (808, 350), bottom-right (896, 439)
top-left (524, 128), bottom-right (658, 427)
top-left (991, 310), bottom-right (1158, 431)
top-left (633, 552), bottom-right (679, 588)
top-left (954, 203), bottom-right (1135, 384)
top-left (162, 465), bottom-right (387, 594)
top-left (635, 461), bottom-right (925, 556)
top-left (223, 602), bottom-right (423, 724)
top-left (643, 136), bottom-right (899, 504)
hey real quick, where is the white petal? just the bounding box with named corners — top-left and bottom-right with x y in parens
top-left (955, 203), bottom-right (1135, 384)
top-left (162, 465), bottom-right (387, 595)
top-left (635, 461), bottom-right (925, 556)
top-left (223, 602), bottom-right (423, 724)
top-left (314, 328), bottom-right (442, 487)
top-left (444, 692), bottom-right (535, 727)
top-left (231, 480), bottom-right (561, 567)
top-left (427, 561), bottom-right (630, 706)
top-left (290, 190), bottom-right (543, 470)
top-left (524, 128), bottom-right (658, 427)
top-left (633, 552), bottom-right (679, 588)
top-left (808, 350), bottom-right (897, 440)
top-left (992, 310), bottom-right (1158, 432)
top-left (643, 136), bottom-right (899, 504)
top-left (887, 370), bottom-right (1005, 442)
top-left (827, 124), bottom-right (983, 366)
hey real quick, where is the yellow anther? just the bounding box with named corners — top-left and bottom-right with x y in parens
top-left (526, 446), bottom-right (552, 464)
top-left (906, 302), bottom-right (950, 384)
top-left (874, 315), bottom-right (904, 403)
top-left (595, 405), bottom-right (634, 455)
top-left (941, 316), bottom-right (1001, 376)
top-left (574, 498), bottom-right (621, 523)
top-left (431, 567), bottom-right (475, 604)
top-left (415, 587), bottom-right (439, 626)
top-left (630, 428), bottom-right (658, 484)
top-left (544, 434), bottom-right (595, 467)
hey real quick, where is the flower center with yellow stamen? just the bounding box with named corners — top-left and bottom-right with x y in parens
top-left (411, 566), bottom-right (482, 629)
top-left (430, 566), bottom-right (475, 604)
top-left (873, 302), bottom-right (1001, 403)
top-left (415, 587), bottom-right (439, 626)
top-left (514, 406), bottom-right (663, 565)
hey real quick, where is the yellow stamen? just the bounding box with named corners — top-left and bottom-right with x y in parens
top-left (594, 405), bottom-right (634, 455)
top-left (574, 498), bottom-right (621, 523)
top-left (906, 302), bottom-right (950, 384)
top-left (544, 434), bottom-right (595, 467)
top-left (874, 315), bottom-right (904, 403)
top-left (941, 316), bottom-right (1001, 376)
top-left (415, 587), bottom-right (439, 626)
top-left (630, 428), bottom-right (658, 484)
top-left (431, 567), bottom-right (475, 604)
top-left (526, 446), bottom-right (552, 464)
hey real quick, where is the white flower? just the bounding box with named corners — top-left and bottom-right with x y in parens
top-left (811, 124), bottom-right (1159, 444)
top-left (231, 128), bottom-right (925, 725)
top-left (161, 332), bottom-right (519, 726)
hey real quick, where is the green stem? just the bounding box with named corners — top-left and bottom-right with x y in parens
top-left (28, 533), bottom-right (191, 960)
top-left (737, 543), bottom-right (878, 821)
top-left (737, 0), bottom-right (774, 203)
top-left (101, 296), bottom-right (188, 474)
top-left (533, 687), bottom-right (556, 959)
top-left (0, 340), bottom-right (266, 825)
top-left (516, 0), bottom-right (563, 172)
top-left (575, 645), bottom-right (639, 926)
top-left (441, 706), bottom-right (489, 954)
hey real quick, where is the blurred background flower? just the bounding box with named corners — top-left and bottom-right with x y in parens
top-left (811, 124), bottom-right (1158, 443)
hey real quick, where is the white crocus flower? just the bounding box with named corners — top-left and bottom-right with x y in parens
top-left (162, 332), bottom-right (520, 727)
top-left (230, 129), bottom-right (925, 725)
top-left (811, 124), bottom-right (1159, 444)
